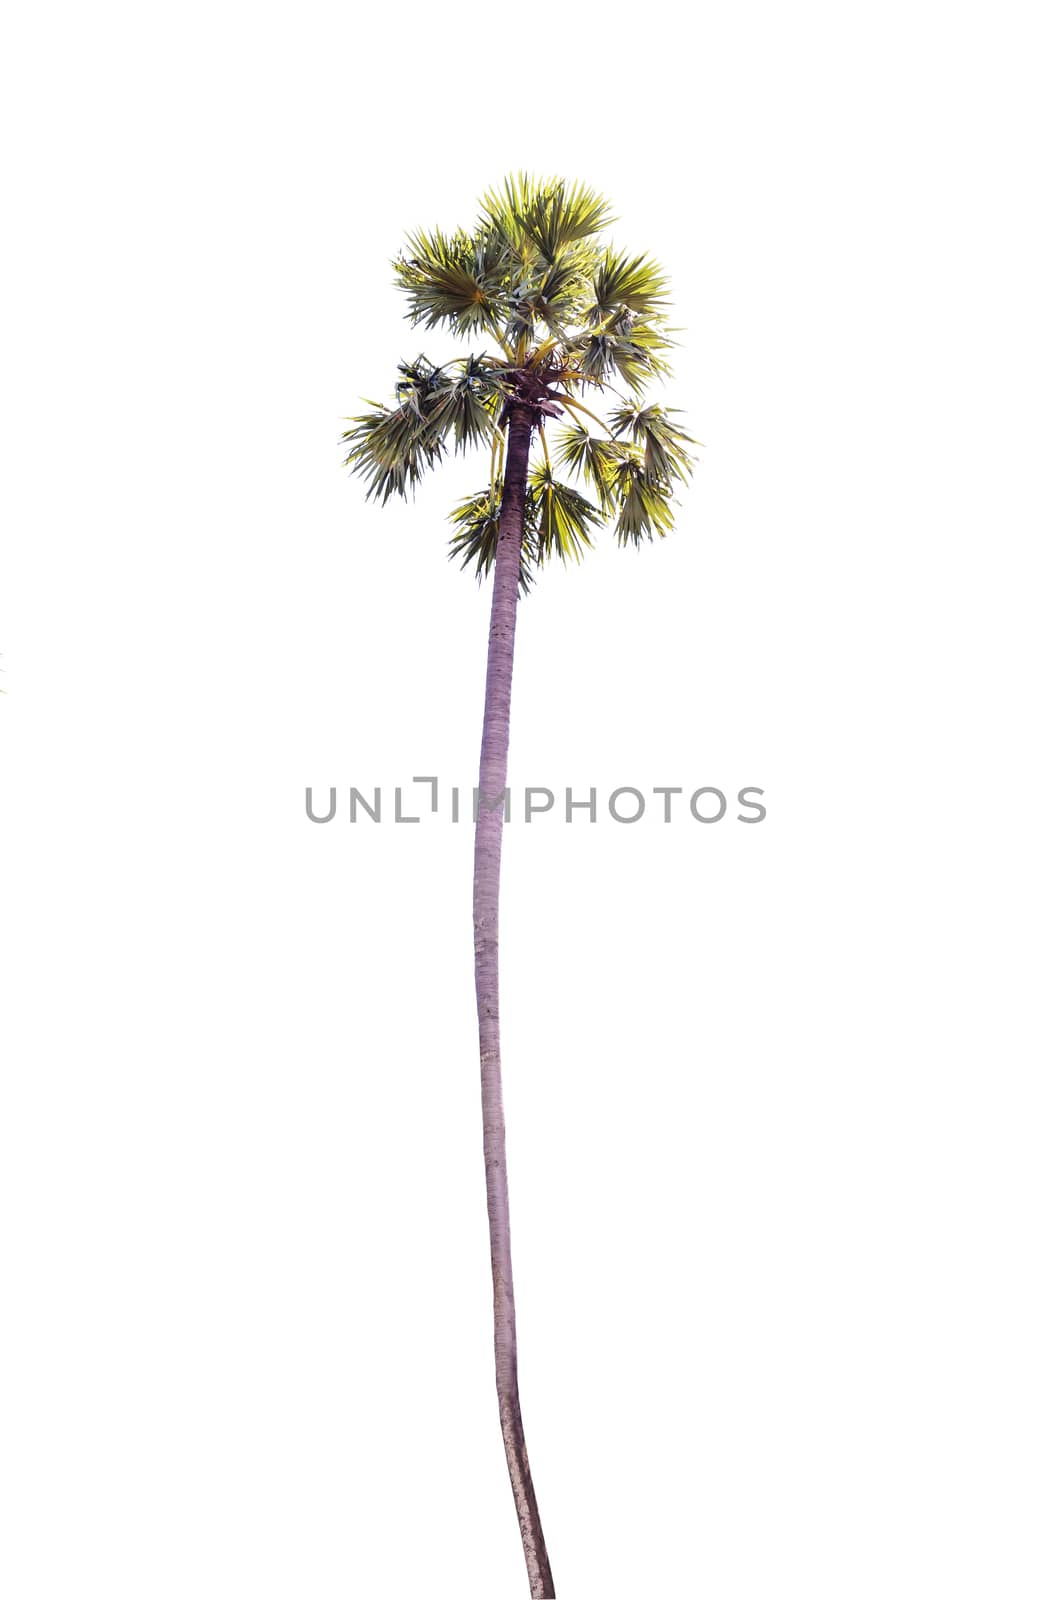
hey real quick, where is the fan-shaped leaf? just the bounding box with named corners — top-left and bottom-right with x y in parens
top-left (594, 249), bottom-right (670, 316)
top-left (555, 423), bottom-right (623, 510)
top-left (608, 403), bottom-right (696, 483)
top-left (448, 486), bottom-right (538, 592)
top-left (613, 456), bottom-right (676, 545)
top-left (527, 466), bottom-right (603, 562)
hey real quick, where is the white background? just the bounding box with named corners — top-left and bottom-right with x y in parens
top-left (2, 3), bottom-right (1061, 1595)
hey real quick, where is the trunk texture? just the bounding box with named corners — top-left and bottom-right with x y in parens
top-left (473, 403), bottom-right (555, 1597)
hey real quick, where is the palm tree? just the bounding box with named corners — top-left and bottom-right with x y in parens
top-left (342, 174), bottom-right (695, 1597)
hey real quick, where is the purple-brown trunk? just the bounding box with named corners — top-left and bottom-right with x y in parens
top-left (473, 403), bottom-right (555, 1597)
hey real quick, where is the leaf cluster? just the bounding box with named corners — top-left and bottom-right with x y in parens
top-left (343, 174), bottom-right (698, 580)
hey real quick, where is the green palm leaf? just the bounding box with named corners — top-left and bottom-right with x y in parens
top-left (342, 400), bottom-right (445, 503)
top-left (527, 465), bottom-right (603, 562)
top-left (593, 249), bottom-right (670, 316)
top-left (572, 311), bottom-right (673, 394)
top-left (613, 456), bottom-right (676, 545)
top-left (555, 423), bottom-right (623, 509)
top-left (394, 227), bottom-right (509, 336)
top-left (612, 315), bottom-right (674, 391)
top-left (448, 485), bottom-right (538, 591)
top-left (418, 357), bottom-right (507, 454)
top-left (608, 403), bottom-right (696, 483)
top-left (343, 356), bottom-right (509, 500)
top-left (482, 174), bottom-right (613, 263)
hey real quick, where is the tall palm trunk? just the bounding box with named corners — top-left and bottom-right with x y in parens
top-left (473, 400), bottom-right (555, 1598)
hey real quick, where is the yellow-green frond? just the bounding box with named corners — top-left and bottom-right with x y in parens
top-left (394, 227), bottom-right (510, 340)
top-left (448, 486), bottom-right (538, 592)
top-left (481, 174), bottom-right (613, 263)
top-left (527, 465), bottom-right (603, 562)
top-left (608, 403), bottom-right (697, 483)
top-left (555, 423), bottom-right (624, 510)
top-left (593, 249), bottom-right (670, 317)
top-left (613, 457), bottom-right (676, 545)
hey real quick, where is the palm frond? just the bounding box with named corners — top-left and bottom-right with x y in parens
top-left (522, 258), bottom-right (586, 331)
top-left (593, 249), bottom-right (670, 317)
top-left (394, 227), bottom-right (510, 337)
top-left (555, 423), bottom-right (624, 509)
top-left (571, 327), bottom-right (616, 387)
top-left (481, 174), bottom-right (613, 263)
top-left (611, 316), bottom-right (674, 391)
top-left (608, 403), bottom-right (697, 483)
top-left (341, 399), bottom-right (445, 503)
top-left (417, 355), bottom-right (507, 454)
top-left (613, 456), bottom-right (676, 545)
top-left (448, 486), bottom-right (538, 592)
top-left (571, 311), bottom-right (673, 394)
top-left (527, 465), bottom-right (603, 562)
top-left (343, 355), bottom-right (509, 500)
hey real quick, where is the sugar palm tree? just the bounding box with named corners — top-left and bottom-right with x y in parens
top-left (342, 174), bottom-right (695, 1597)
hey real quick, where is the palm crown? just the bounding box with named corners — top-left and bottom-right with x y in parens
top-left (343, 174), bottom-right (696, 589)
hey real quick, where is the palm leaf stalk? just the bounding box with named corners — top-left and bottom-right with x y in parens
top-left (342, 175), bottom-right (697, 1598)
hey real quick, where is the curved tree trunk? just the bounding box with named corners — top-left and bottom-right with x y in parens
top-left (473, 402), bottom-right (555, 1597)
